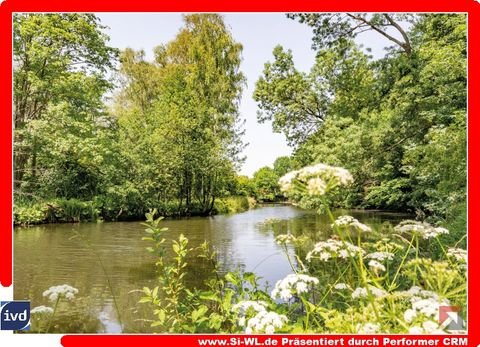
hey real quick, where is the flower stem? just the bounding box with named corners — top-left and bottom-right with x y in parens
top-left (45, 297), bottom-right (60, 333)
top-left (388, 235), bottom-right (414, 291)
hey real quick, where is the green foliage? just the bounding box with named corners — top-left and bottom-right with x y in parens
top-left (273, 156), bottom-right (293, 177)
top-left (254, 42), bottom-right (376, 147)
top-left (114, 14), bottom-right (246, 216)
top-left (13, 14), bottom-right (118, 197)
top-left (14, 199), bottom-right (98, 225)
top-left (213, 196), bottom-right (253, 214)
top-left (402, 113), bottom-right (466, 217)
top-left (13, 201), bottom-right (48, 225)
top-left (287, 14), bottom-right (417, 55)
top-left (93, 182), bottom-right (145, 221)
top-left (139, 198), bottom-right (466, 333)
top-left (252, 167), bottom-right (280, 201)
top-left (14, 14), bottom-right (251, 221)
top-left (256, 14), bottom-right (466, 223)
top-left (234, 175), bottom-right (256, 197)
top-left (14, 12), bottom-right (466, 240)
top-left (140, 210), bottom-right (268, 333)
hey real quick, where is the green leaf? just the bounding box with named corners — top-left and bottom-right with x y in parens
top-left (152, 286), bottom-right (159, 298)
top-left (225, 272), bottom-right (240, 286)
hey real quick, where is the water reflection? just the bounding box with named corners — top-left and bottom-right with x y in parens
top-left (14, 205), bottom-right (408, 333)
top-left (98, 303), bottom-right (123, 333)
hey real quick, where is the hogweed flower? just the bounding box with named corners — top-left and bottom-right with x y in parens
top-left (233, 300), bottom-right (268, 328)
top-left (422, 321), bottom-right (445, 334)
top-left (411, 298), bottom-right (444, 318)
top-left (368, 260), bottom-right (386, 273)
top-left (296, 163), bottom-right (353, 185)
top-left (275, 234), bottom-right (297, 245)
top-left (31, 305), bottom-right (54, 315)
top-left (400, 286), bottom-right (450, 323)
top-left (306, 238), bottom-right (365, 262)
top-left (278, 170), bottom-right (300, 193)
top-left (245, 311), bottom-right (288, 334)
top-left (332, 216), bottom-right (371, 233)
top-left (278, 163), bottom-right (353, 196)
top-left (351, 287), bottom-right (368, 299)
top-left (447, 248), bottom-right (467, 263)
top-left (403, 286), bottom-right (441, 302)
top-left (357, 323), bottom-right (380, 334)
top-left (404, 309), bottom-right (417, 323)
top-left (232, 301), bottom-right (268, 315)
top-left (394, 220), bottom-right (449, 240)
top-left (42, 284), bottom-right (79, 302)
top-left (365, 252), bottom-right (395, 262)
top-left (271, 274), bottom-right (319, 301)
top-left (408, 321), bottom-right (446, 334)
top-left (307, 178), bottom-right (327, 195)
top-left (333, 283), bottom-right (350, 290)
top-left (352, 286), bottom-right (387, 299)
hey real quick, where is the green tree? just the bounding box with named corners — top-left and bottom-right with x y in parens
top-left (252, 167), bottom-right (280, 202)
top-left (254, 42), bottom-right (375, 147)
top-left (115, 14), bottom-right (246, 215)
top-left (13, 14), bottom-right (118, 196)
top-left (235, 175), bottom-right (256, 197)
top-left (273, 156), bottom-right (293, 177)
top-left (258, 14), bottom-right (466, 219)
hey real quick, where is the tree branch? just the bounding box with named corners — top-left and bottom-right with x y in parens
top-left (384, 14), bottom-right (412, 55)
top-left (347, 14), bottom-right (412, 55)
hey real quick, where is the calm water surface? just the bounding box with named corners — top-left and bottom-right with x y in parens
top-left (14, 205), bottom-right (408, 333)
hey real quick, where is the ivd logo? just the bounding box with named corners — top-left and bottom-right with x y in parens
top-left (0, 301), bottom-right (30, 330)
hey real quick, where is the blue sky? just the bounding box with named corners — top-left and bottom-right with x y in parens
top-left (96, 13), bottom-right (391, 176)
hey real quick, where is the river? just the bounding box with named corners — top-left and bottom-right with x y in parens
top-left (14, 204), bottom-right (409, 333)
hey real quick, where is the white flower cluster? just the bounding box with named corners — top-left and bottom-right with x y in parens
top-left (42, 284), bottom-right (79, 302)
top-left (404, 309), bottom-right (417, 323)
top-left (351, 286), bottom-right (387, 299)
top-left (306, 238), bottom-right (365, 262)
top-left (278, 163), bottom-right (353, 196)
top-left (404, 286), bottom-right (443, 302)
top-left (233, 300), bottom-right (269, 328)
top-left (275, 234), bottom-right (297, 245)
top-left (271, 274), bottom-right (319, 301)
top-left (411, 298), bottom-right (443, 318)
top-left (357, 323), bottom-right (380, 334)
top-left (297, 164), bottom-right (354, 185)
top-left (365, 252), bottom-right (395, 262)
top-left (408, 321), bottom-right (446, 334)
top-left (232, 300), bottom-right (268, 316)
top-left (333, 283), bottom-right (350, 290)
top-left (307, 177), bottom-right (327, 195)
top-left (332, 216), bottom-right (371, 233)
top-left (401, 286), bottom-right (450, 327)
top-left (368, 260), bottom-right (386, 273)
top-left (447, 247), bottom-right (467, 263)
top-left (31, 305), bottom-right (54, 315)
top-left (394, 220), bottom-right (449, 239)
top-left (245, 311), bottom-right (288, 334)
top-left (278, 171), bottom-right (298, 193)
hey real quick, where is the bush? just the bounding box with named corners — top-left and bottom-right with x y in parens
top-left (14, 202), bottom-right (48, 225)
top-left (213, 196), bottom-right (254, 214)
top-left (94, 183), bottom-right (145, 221)
top-left (14, 199), bottom-right (98, 225)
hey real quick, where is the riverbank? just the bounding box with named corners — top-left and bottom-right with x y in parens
top-left (13, 195), bottom-right (257, 226)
